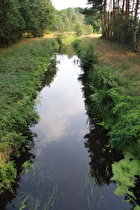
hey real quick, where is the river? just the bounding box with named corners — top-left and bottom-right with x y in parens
top-left (4, 46), bottom-right (132, 210)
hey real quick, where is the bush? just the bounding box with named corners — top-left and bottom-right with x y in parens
top-left (75, 23), bottom-right (83, 37)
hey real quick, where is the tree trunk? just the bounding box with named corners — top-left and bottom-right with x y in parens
top-left (112, 0), bottom-right (116, 41)
top-left (126, 0), bottom-right (130, 24)
top-left (132, 0), bottom-right (139, 51)
top-left (103, 0), bottom-right (107, 38)
top-left (100, 12), bottom-right (105, 36)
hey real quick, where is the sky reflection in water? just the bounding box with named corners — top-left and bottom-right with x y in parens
top-left (33, 55), bottom-right (87, 156)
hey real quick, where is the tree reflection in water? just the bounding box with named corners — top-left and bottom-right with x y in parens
top-left (84, 127), bottom-right (123, 186)
top-left (79, 71), bottom-right (124, 186)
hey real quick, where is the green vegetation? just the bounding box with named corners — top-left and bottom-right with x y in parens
top-left (80, 8), bottom-right (101, 33)
top-left (73, 37), bottom-right (140, 207)
top-left (0, 2), bottom-right (100, 48)
top-left (73, 38), bottom-right (140, 154)
top-left (0, 0), bottom-right (56, 46)
top-left (0, 161), bottom-right (17, 193)
top-left (75, 22), bottom-right (83, 37)
top-left (111, 152), bottom-right (140, 202)
top-left (55, 7), bottom-right (95, 35)
top-left (0, 38), bottom-right (59, 193)
top-left (55, 8), bottom-right (85, 32)
top-left (55, 33), bottom-right (76, 47)
top-left (85, 0), bottom-right (140, 51)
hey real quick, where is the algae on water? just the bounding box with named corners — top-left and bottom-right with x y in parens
top-left (111, 152), bottom-right (140, 199)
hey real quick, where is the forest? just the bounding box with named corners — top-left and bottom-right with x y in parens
top-left (85, 0), bottom-right (140, 51)
top-left (0, 0), bottom-right (56, 46)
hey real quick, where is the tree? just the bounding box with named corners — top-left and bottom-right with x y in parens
top-left (0, 0), bottom-right (24, 46)
top-left (75, 22), bottom-right (83, 36)
top-left (56, 8), bottom-right (85, 32)
top-left (55, 7), bottom-right (94, 35)
top-left (0, 0), bottom-right (56, 46)
top-left (81, 8), bottom-right (101, 32)
top-left (132, 0), bottom-right (140, 51)
top-left (19, 0), bottom-right (56, 37)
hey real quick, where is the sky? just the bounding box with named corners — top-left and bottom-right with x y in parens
top-left (51, 0), bottom-right (89, 10)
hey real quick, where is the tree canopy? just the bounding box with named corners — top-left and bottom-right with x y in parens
top-left (0, 0), bottom-right (56, 46)
top-left (55, 7), bottom-right (96, 35)
top-left (55, 8), bottom-right (85, 32)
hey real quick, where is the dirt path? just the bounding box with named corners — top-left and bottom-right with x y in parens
top-left (89, 35), bottom-right (140, 75)
top-left (0, 34), bottom-right (54, 53)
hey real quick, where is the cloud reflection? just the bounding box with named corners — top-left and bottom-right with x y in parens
top-left (32, 55), bottom-right (88, 156)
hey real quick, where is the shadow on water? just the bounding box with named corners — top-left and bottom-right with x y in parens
top-left (39, 56), bottom-right (58, 90)
top-left (79, 71), bottom-right (123, 184)
top-left (84, 128), bottom-right (122, 185)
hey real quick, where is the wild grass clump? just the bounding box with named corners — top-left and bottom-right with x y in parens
top-left (0, 161), bottom-right (17, 193)
top-left (55, 33), bottom-right (76, 48)
top-left (0, 38), bottom-right (59, 193)
top-left (87, 64), bottom-right (140, 153)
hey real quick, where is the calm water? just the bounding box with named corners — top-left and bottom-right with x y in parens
top-left (4, 49), bottom-right (132, 210)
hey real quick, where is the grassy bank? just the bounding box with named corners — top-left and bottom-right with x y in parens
top-left (72, 36), bottom-right (140, 207)
top-left (73, 36), bottom-right (140, 154)
top-left (0, 37), bottom-right (59, 193)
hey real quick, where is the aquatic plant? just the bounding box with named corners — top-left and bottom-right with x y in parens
top-left (111, 152), bottom-right (140, 209)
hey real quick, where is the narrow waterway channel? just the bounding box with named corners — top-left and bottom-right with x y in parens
top-left (5, 47), bottom-right (132, 210)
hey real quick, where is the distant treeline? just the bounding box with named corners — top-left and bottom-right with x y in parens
top-left (83, 0), bottom-right (140, 51)
top-left (56, 7), bottom-right (101, 34)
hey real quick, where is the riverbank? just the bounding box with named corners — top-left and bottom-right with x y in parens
top-left (73, 36), bottom-right (140, 153)
top-left (72, 36), bottom-right (140, 207)
top-left (0, 37), bottom-right (59, 193)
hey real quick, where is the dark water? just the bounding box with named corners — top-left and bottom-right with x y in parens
top-left (4, 48), bottom-right (132, 210)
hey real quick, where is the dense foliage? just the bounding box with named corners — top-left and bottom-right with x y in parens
top-left (80, 8), bottom-right (102, 33)
top-left (55, 8), bottom-right (94, 35)
top-left (0, 0), bottom-right (56, 46)
top-left (86, 0), bottom-right (140, 51)
top-left (55, 8), bottom-right (84, 32)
